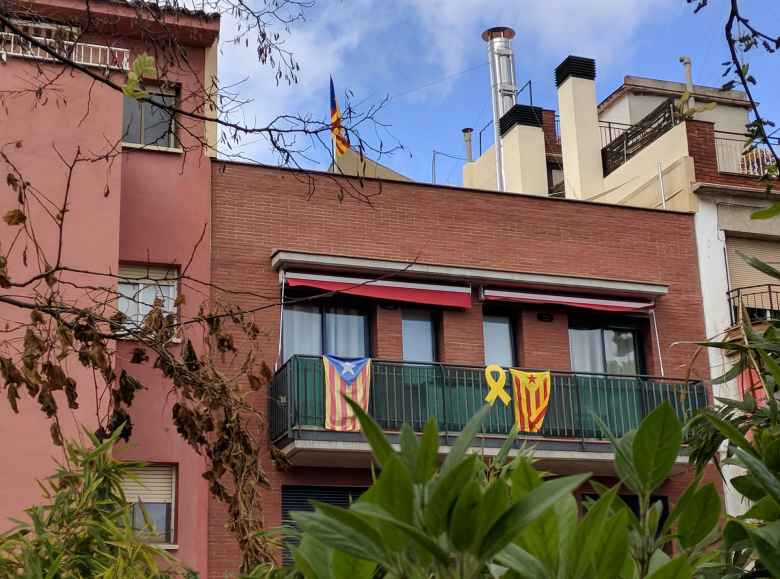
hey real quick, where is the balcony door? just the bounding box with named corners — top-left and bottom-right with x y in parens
top-left (569, 320), bottom-right (644, 437)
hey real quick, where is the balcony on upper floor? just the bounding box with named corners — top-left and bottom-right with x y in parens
top-left (728, 284), bottom-right (780, 331)
top-left (714, 132), bottom-right (779, 178)
top-left (269, 355), bottom-right (709, 474)
top-left (0, 29), bottom-right (129, 71)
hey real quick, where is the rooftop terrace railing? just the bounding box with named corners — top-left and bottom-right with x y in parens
top-left (270, 355), bottom-right (709, 445)
top-left (0, 31), bottom-right (130, 71)
top-left (714, 131), bottom-right (779, 177)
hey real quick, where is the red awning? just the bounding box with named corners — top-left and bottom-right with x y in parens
top-left (285, 272), bottom-right (472, 308)
top-left (482, 288), bottom-right (654, 313)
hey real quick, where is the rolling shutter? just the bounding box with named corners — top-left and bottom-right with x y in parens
top-left (121, 465), bottom-right (176, 504)
top-left (281, 485), bottom-right (366, 564)
top-left (727, 237), bottom-right (780, 289)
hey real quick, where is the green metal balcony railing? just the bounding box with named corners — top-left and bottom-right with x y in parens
top-left (269, 355), bottom-right (709, 444)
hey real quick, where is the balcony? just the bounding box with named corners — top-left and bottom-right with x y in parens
top-left (728, 284), bottom-right (780, 327)
top-left (269, 355), bottom-right (708, 472)
top-left (0, 31), bottom-right (129, 71)
top-left (714, 131), bottom-right (779, 177)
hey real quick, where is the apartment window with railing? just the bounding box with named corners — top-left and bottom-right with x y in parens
top-left (282, 301), bottom-right (370, 362)
top-left (569, 318), bottom-right (643, 375)
top-left (122, 88), bottom-right (178, 149)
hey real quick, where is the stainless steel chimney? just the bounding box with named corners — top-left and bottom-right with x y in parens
top-left (483, 26), bottom-right (517, 192)
top-left (462, 127), bottom-right (474, 162)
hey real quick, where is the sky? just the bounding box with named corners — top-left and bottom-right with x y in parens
top-left (217, 0), bottom-right (780, 186)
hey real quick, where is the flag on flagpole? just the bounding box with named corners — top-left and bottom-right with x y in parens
top-left (330, 76), bottom-right (350, 157)
top-left (509, 369), bottom-right (552, 432)
top-left (323, 355), bottom-right (371, 432)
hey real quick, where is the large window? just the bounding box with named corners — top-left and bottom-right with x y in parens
top-left (282, 303), bottom-right (368, 361)
top-left (121, 464), bottom-right (176, 545)
top-left (122, 89), bottom-right (177, 148)
top-left (483, 313), bottom-right (515, 367)
top-left (569, 320), bottom-right (641, 375)
top-left (402, 308), bottom-right (437, 363)
top-left (117, 265), bottom-right (177, 328)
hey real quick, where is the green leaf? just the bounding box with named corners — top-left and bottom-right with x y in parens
top-left (677, 483), bottom-right (720, 549)
top-left (735, 447), bottom-right (780, 507)
top-left (701, 412), bottom-right (756, 457)
top-left (494, 424), bottom-right (520, 468)
top-left (398, 423), bottom-right (418, 475)
top-left (739, 252), bottom-right (780, 282)
top-left (291, 535), bottom-right (330, 579)
top-left (747, 520), bottom-right (780, 576)
top-left (660, 472), bottom-right (703, 536)
top-left (744, 495), bottom-right (780, 520)
top-left (752, 201), bottom-right (780, 220)
top-left (345, 397), bottom-right (394, 466)
top-left (494, 543), bottom-right (551, 579)
top-left (595, 509), bottom-right (630, 579)
top-left (415, 417), bottom-right (439, 483)
top-left (373, 456), bottom-right (413, 524)
top-left (633, 402), bottom-right (682, 491)
top-left (731, 474), bottom-right (766, 502)
top-left (595, 416), bottom-right (641, 493)
top-left (473, 477), bottom-right (510, 553)
top-left (293, 506), bottom-right (387, 565)
top-left (645, 556), bottom-right (694, 579)
top-left (449, 479), bottom-right (483, 550)
top-left (570, 486), bottom-right (618, 575)
top-left (351, 502), bottom-right (450, 564)
top-left (510, 455), bottom-right (543, 499)
top-left (478, 473), bottom-right (589, 561)
top-left (331, 549), bottom-right (377, 579)
top-left (424, 454), bottom-right (478, 535)
top-left (441, 404), bottom-right (490, 474)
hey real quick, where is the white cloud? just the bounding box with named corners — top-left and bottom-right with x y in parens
top-left (217, 0), bottom-right (674, 164)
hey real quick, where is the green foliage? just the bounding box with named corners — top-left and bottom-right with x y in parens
top-left (123, 54), bottom-right (156, 99)
top-left (0, 427), bottom-right (187, 578)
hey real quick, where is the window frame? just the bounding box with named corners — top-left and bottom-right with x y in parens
top-left (281, 295), bottom-right (372, 362)
top-left (482, 306), bottom-right (518, 367)
top-left (401, 307), bottom-right (440, 363)
top-left (117, 265), bottom-right (179, 332)
top-left (123, 464), bottom-right (177, 547)
top-left (122, 86), bottom-right (179, 149)
top-left (568, 315), bottom-right (646, 375)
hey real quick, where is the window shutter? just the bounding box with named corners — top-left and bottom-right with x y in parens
top-left (118, 264), bottom-right (179, 282)
top-left (121, 465), bottom-right (175, 504)
top-left (727, 237), bottom-right (780, 289)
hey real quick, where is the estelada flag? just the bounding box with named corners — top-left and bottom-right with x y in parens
top-left (323, 355), bottom-right (371, 432)
top-left (509, 369), bottom-right (552, 433)
top-left (330, 76), bottom-right (350, 156)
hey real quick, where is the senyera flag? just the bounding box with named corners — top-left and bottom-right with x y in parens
top-left (323, 354), bottom-right (371, 432)
top-left (329, 76), bottom-right (350, 156)
top-left (509, 369), bottom-right (552, 433)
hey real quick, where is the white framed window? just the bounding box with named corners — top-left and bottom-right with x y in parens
top-left (122, 88), bottom-right (178, 149)
top-left (121, 464), bottom-right (176, 545)
top-left (117, 265), bottom-right (178, 327)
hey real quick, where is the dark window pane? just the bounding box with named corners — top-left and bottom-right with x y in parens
top-left (132, 502), bottom-right (171, 543)
top-left (122, 95), bottom-right (141, 144)
top-left (402, 309), bottom-right (436, 362)
top-left (142, 94), bottom-right (174, 146)
top-left (282, 305), bottom-right (322, 361)
top-left (604, 329), bottom-right (639, 374)
top-left (483, 314), bottom-right (514, 366)
top-left (324, 306), bottom-right (367, 357)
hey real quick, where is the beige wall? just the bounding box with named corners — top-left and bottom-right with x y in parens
top-left (594, 122), bottom-right (696, 210)
top-left (463, 145), bottom-right (497, 191)
top-left (558, 76), bottom-right (603, 199)
top-left (332, 147), bottom-right (410, 181)
top-left (204, 37), bottom-right (219, 157)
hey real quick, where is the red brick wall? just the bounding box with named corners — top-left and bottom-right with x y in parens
top-left (208, 162), bottom-right (710, 577)
top-left (686, 120), bottom-right (769, 189)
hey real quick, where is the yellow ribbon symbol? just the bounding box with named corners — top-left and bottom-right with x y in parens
top-left (484, 364), bottom-right (511, 406)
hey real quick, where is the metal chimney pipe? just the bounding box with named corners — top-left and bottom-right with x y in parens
top-left (483, 26), bottom-right (517, 192)
top-left (679, 56), bottom-right (695, 110)
top-left (462, 127), bottom-right (474, 162)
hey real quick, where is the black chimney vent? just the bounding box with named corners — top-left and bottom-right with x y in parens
top-left (555, 56), bottom-right (596, 87)
top-left (499, 104), bottom-right (543, 136)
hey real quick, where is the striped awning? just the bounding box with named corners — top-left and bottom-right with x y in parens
top-left (482, 288), bottom-right (654, 313)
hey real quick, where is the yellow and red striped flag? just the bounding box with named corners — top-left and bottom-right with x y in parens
top-left (330, 76), bottom-right (350, 156)
top-left (323, 355), bottom-right (371, 432)
top-left (509, 369), bottom-right (552, 433)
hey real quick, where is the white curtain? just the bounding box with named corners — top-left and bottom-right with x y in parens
top-left (282, 305), bottom-right (322, 361)
top-left (569, 328), bottom-right (605, 373)
top-left (324, 307), bottom-right (367, 358)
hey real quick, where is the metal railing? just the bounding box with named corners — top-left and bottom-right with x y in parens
top-left (0, 31), bottom-right (129, 71)
top-left (270, 355), bottom-right (708, 443)
top-left (714, 131), bottom-right (779, 177)
top-left (728, 284), bottom-right (780, 326)
top-left (599, 121), bottom-right (632, 148)
top-left (601, 98), bottom-right (683, 176)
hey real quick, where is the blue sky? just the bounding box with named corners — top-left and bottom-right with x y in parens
top-left (219, 0), bottom-right (780, 186)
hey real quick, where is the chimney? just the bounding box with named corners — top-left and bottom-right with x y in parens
top-left (462, 127), bottom-right (474, 162)
top-left (555, 56), bottom-right (603, 199)
top-left (499, 104), bottom-right (548, 195)
top-left (679, 56), bottom-right (695, 110)
top-left (483, 26), bottom-right (517, 192)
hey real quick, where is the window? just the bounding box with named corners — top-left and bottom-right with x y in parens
top-left (402, 308), bottom-right (437, 363)
top-left (121, 465), bottom-right (176, 544)
top-left (483, 313), bottom-right (515, 367)
top-left (122, 88), bottom-right (177, 148)
top-left (569, 321), bottom-right (641, 375)
top-left (282, 303), bottom-right (369, 362)
top-left (117, 265), bottom-right (177, 327)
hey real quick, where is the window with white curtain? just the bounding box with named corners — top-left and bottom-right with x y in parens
top-left (569, 321), bottom-right (641, 375)
top-left (117, 265), bottom-right (177, 327)
top-left (282, 303), bottom-right (369, 362)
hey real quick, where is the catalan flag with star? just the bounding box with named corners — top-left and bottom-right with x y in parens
top-left (330, 76), bottom-right (350, 157)
top-left (509, 369), bottom-right (552, 433)
top-left (323, 354), bottom-right (371, 432)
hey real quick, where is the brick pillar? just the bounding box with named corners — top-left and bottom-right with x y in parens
top-left (439, 297), bottom-right (485, 365)
top-left (519, 308), bottom-right (571, 371)
top-left (374, 304), bottom-right (402, 359)
top-left (685, 119), bottom-right (717, 181)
